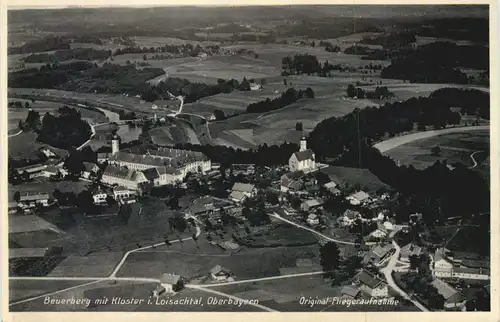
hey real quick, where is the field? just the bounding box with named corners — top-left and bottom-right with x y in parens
top-left (48, 252), bottom-right (124, 277)
top-left (150, 119), bottom-right (200, 146)
top-left (116, 245), bottom-right (320, 281)
top-left (9, 279), bottom-right (90, 303)
top-left (321, 166), bottom-right (390, 192)
top-left (385, 130), bottom-right (490, 170)
top-left (234, 224), bottom-right (319, 247)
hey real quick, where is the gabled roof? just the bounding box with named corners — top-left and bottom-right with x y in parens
top-left (372, 244), bottom-right (393, 258)
top-left (229, 190), bottom-right (247, 202)
top-left (231, 182), bottom-right (255, 193)
top-left (103, 165), bottom-right (145, 182)
top-left (302, 199), bottom-right (323, 208)
top-left (19, 192), bottom-right (50, 201)
top-left (348, 190), bottom-right (370, 202)
top-left (343, 209), bottom-right (361, 219)
top-left (341, 285), bottom-right (360, 298)
top-left (210, 265), bottom-right (231, 275)
top-left (400, 243), bottom-right (422, 258)
top-left (431, 279), bottom-right (459, 300)
top-left (83, 162), bottom-right (98, 172)
top-left (292, 149), bottom-right (315, 162)
top-left (357, 270), bottom-right (386, 289)
top-left (143, 168), bottom-right (160, 181)
top-left (160, 273), bottom-right (180, 285)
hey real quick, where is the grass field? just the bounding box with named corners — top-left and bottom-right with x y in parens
top-left (116, 245), bottom-right (320, 281)
top-left (48, 252), bottom-right (124, 277)
top-left (9, 279), bottom-right (91, 304)
top-left (385, 130), bottom-right (490, 170)
top-left (234, 224), bottom-right (319, 247)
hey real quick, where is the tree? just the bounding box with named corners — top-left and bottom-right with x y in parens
top-left (240, 77), bottom-right (251, 91)
top-left (213, 109), bottom-right (226, 121)
top-left (319, 241), bottom-right (340, 278)
top-left (431, 146), bottom-right (441, 156)
top-left (283, 79), bottom-right (287, 86)
top-left (295, 122), bottom-right (303, 131)
top-left (143, 54), bottom-right (147, 61)
top-left (428, 292), bottom-right (445, 310)
top-left (25, 101), bottom-right (30, 109)
top-left (14, 191), bottom-right (21, 202)
top-left (409, 254), bottom-right (421, 270)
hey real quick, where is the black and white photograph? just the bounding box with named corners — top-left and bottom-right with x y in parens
top-left (4, 2), bottom-right (496, 315)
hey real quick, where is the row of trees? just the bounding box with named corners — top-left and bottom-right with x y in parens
top-left (113, 43), bottom-right (221, 57)
top-left (246, 87), bottom-right (314, 113)
top-left (346, 84), bottom-right (395, 100)
top-left (281, 54), bottom-right (359, 76)
top-left (24, 48), bottom-right (112, 63)
top-left (8, 36), bottom-right (70, 55)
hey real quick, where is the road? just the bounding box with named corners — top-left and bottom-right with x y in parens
top-left (469, 150), bottom-right (483, 169)
top-left (373, 125), bottom-right (489, 153)
top-left (380, 240), bottom-right (429, 312)
top-left (270, 214), bottom-right (356, 245)
top-left (198, 271), bottom-right (325, 287)
top-left (109, 224), bottom-right (201, 278)
top-left (8, 130), bottom-right (23, 138)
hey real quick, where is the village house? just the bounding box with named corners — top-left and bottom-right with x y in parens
top-left (8, 202), bottom-right (18, 214)
top-left (229, 182), bottom-right (256, 203)
top-left (431, 278), bottom-right (464, 308)
top-left (341, 285), bottom-right (361, 299)
top-left (250, 82), bottom-right (262, 91)
top-left (289, 137), bottom-right (316, 172)
top-left (307, 213), bottom-right (320, 226)
top-left (340, 209), bottom-right (361, 226)
top-left (346, 190), bottom-right (371, 205)
top-left (362, 244), bottom-right (394, 267)
top-left (40, 147), bottom-right (57, 159)
top-left (18, 192), bottom-right (50, 209)
top-left (354, 270), bottom-right (389, 298)
top-left (82, 162), bottom-right (99, 180)
top-left (92, 190), bottom-right (108, 205)
top-left (113, 186), bottom-right (137, 202)
top-left (101, 164), bottom-right (148, 192)
top-left (280, 170), bottom-right (304, 193)
top-left (300, 199), bottom-right (323, 212)
top-left (41, 166), bottom-right (61, 178)
top-left (159, 273), bottom-right (182, 293)
top-left (15, 163), bottom-right (47, 179)
top-left (399, 243), bottom-right (423, 263)
top-left (323, 181), bottom-right (341, 195)
top-left (210, 265), bottom-right (234, 282)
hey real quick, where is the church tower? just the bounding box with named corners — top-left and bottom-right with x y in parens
top-left (111, 133), bottom-right (120, 155)
top-left (300, 136), bottom-right (307, 152)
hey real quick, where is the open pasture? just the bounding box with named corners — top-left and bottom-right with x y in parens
top-left (8, 180), bottom-right (90, 202)
top-left (48, 252), bottom-right (124, 277)
top-left (9, 279), bottom-right (87, 304)
top-left (8, 131), bottom-right (69, 159)
top-left (385, 130), bottom-right (490, 170)
top-left (116, 245), bottom-right (320, 281)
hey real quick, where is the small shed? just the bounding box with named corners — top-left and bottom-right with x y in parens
top-left (160, 273), bottom-right (182, 293)
top-left (210, 265), bottom-right (234, 281)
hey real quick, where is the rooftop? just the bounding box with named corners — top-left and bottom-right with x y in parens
top-left (431, 279), bottom-right (459, 300)
top-left (292, 149), bottom-right (315, 162)
top-left (160, 273), bottom-right (180, 285)
top-left (348, 190), bottom-right (370, 202)
top-left (341, 285), bottom-right (360, 298)
top-left (103, 164), bottom-right (145, 182)
top-left (19, 192), bottom-right (50, 201)
top-left (356, 270), bottom-right (386, 289)
top-left (210, 265), bottom-right (231, 275)
top-left (231, 182), bottom-right (255, 193)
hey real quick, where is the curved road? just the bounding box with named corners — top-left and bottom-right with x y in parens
top-left (374, 125), bottom-right (489, 153)
top-left (469, 150), bottom-right (483, 169)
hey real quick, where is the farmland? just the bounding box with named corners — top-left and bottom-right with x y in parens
top-left (116, 245), bottom-right (320, 281)
top-left (384, 130), bottom-right (490, 170)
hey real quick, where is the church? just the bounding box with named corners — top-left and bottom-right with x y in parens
top-left (288, 136), bottom-right (316, 172)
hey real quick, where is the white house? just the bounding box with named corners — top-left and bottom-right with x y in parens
top-left (341, 209), bottom-right (361, 226)
top-left (101, 165), bottom-right (148, 192)
top-left (18, 193), bottom-right (50, 209)
top-left (93, 191), bottom-right (108, 205)
top-left (82, 162), bottom-right (99, 180)
top-left (346, 190), bottom-right (370, 205)
top-left (210, 265), bottom-right (234, 282)
top-left (399, 243), bottom-right (422, 263)
top-left (250, 83), bottom-right (262, 91)
top-left (289, 137), bottom-right (315, 172)
top-left (307, 214), bottom-right (320, 226)
top-left (300, 199), bottom-right (323, 212)
top-left (229, 182), bottom-right (256, 203)
top-left (159, 273), bottom-right (182, 293)
top-left (355, 270), bottom-right (388, 298)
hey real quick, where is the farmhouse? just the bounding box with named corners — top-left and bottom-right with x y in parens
top-left (92, 190), bottom-right (108, 205)
top-left (8, 202), bottom-right (18, 214)
top-left (301, 199), bottom-right (323, 212)
top-left (340, 209), bottom-right (361, 226)
top-left (104, 135), bottom-right (211, 185)
top-left (346, 190), bottom-right (370, 205)
top-left (18, 192), bottom-right (50, 209)
top-left (101, 164), bottom-right (148, 191)
top-left (210, 265), bottom-right (234, 281)
top-left (354, 270), bottom-right (388, 298)
top-left (82, 162), bottom-right (99, 180)
top-left (307, 214), bottom-right (320, 226)
top-left (431, 279), bottom-right (463, 308)
top-left (15, 164), bottom-right (47, 179)
top-left (41, 166), bottom-right (61, 178)
top-left (399, 243), bottom-right (422, 262)
top-left (323, 181), bottom-right (341, 194)
top-left (341, 285), bottom-right (361, 299)
top-left (280, 171), bottom-right (304, 193)
top-left (229, 182), bottom-right (256, 203)
top-left (289, 137), bottom-right (316, 172)
top-left (159, 273), bottom-right (182, 293)
top-left (362, 244), bottom-right (394, 266)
